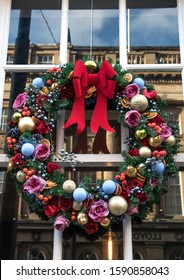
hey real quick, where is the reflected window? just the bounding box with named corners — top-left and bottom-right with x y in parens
top-left (37, 55), bottom-right (54, 64)
top-left (162, 175), bottom-right (182, 215)
top-left (0, 108), bottom-right (8, 132)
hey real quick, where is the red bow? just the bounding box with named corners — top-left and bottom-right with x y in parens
top-left (63, 60), bottom-right (117, 134)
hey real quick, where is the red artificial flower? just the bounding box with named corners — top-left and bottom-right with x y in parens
top-left (128, 148), bottom-right (140, 156)
top-left (83, 198), bottom-right (95, 211)
top-left (148, 114), bottom-right (164, 126)
top-left (84, 220), bottom-right (99, 235)
top-left (128, 178), bottom-right (144, 189)
top-left (60, 84), bottom-right (75, 100)
top-left (143, 88), bottom-right (158, 101)
top-left (59, 197), bottom-right (72, 211)
top-left (35, 120), bottom-right (50, 135)
top-left (36, 93), bottom-right (48, 107)
top-left (141, 136), bottom-right (150, 146)
top-left (47, 162), bottom-right (63, 174)
top-left (135, 192), bottom-right (147, 203)
top-left (44, 204), bottom-right (58, 217)
top-left (12, 153), bottom-right (26, 167)
top-left (120, 186), bottom-right (131, 199)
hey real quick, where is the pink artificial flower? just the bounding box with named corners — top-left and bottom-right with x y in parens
top-left (160, 124), bottom-right (172, 140)
top-left (88, 199), bottom-right (109, 222)
top-left (125, 83), bottom-right (140, 99)
top-left (23, 175), bottom-right (46, 194)
top-left (124, 110), bottom-right (141, 127)
top-left (127, 206), bottom-right (139, 215)
top-left (53, 215), bottom-right (69, 231)
top-left (34, 144), bottom-right (50, 161)
top-left (13, 92), bottom-right (28, 112)
top-left (149, 178), bottom-right (159, 188)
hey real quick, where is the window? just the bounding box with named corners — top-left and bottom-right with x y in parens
top-left (0, 108), bottom-right (8, 132)
top-left (7, 54), bottom-right (14, 64)
top-left (162, 175), bottom-right (182, 215)
top-left (37, 55), bottom-right (54, 64)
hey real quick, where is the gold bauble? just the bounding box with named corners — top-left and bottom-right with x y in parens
top-left (77, 212), bottom-right (88, 225)
top-left (85, 60), bottom-right (97, 69)
top-left (135, 129), bottom-right (147, 140)
top-left (149, 136), bottom-right (162, 147)
top-left (130, 94), bottom-right (148, 112)
top-left (139, 146), bottom-right (152, 158)
top-left (18, 117), bottom-right (36, 133)
top-left (108, 196), bottom-right (128, 216)
top-left (165, 135), bottom-right (176, 146)
top-left (16, 170), bottom-right (26, 182)
top-left (72, 201), bottom-right (83, 211)
top-left (7, 159), bottom-right (13, 172)
top-left (41, 138), bottom-right (50, 147)
top-left (126, 166), bottom-right (137, 178)
top-left (123, 73), bottom-right (133, 83)
top-left (100, 217), bottom-right (110, 227)
top-left (51, 82), bottom-right (59, 91)
top-left (12, 112), bottom-right (22, 123)
top-left (62, 179), bottom-right (76, 193)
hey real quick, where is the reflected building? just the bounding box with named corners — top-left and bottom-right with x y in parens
top-left (0, 43), bottom-right (184, 260)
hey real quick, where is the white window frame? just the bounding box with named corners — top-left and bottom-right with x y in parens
top-left (0, 0), bottom-right (184, 171)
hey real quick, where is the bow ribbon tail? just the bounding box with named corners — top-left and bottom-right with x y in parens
top-left (90, 86), bottom-right (115, 134)
top-left (63, 61), bottom-right (88, 135)
top-left (63, 94), bottom-right (85, 135)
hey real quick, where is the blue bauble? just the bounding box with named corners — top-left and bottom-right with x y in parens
top-left (21, 143), bottom-right (35, 157)
top-left (32, 77), bottom-right (45, 88)
top-left (151, 162), bottom-right (165, 175)
top-left (102, 180), bottom-right (116, 194)
top-left (133, 77), bottom-right (145, 89)
top-left (73, 188), bottom-right (87, 202)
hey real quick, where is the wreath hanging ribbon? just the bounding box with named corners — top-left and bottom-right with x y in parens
top-left (63, 60), bottom-right (116, 134)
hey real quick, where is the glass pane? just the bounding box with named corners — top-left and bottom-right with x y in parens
top-left (69, 1), bottom-right (119, 62)
top-left (163, 184), bottom-right (182, 215)
top-left (64, 112), bottom-right (121, 154)
top-left (8, 8), bottom-right (61, 64)
top-left (127, 7), bottom-right (180, 64)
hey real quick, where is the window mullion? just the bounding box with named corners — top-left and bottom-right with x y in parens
top-left (177, 0), bottom-right (184, 98)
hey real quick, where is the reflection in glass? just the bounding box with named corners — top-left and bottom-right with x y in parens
top-left (8, 9), bottom-right (61, 64)
top-left (127, 8), bottom-right (179, 48)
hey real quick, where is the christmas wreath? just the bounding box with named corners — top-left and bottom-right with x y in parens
top-left (6, 59), bottom-right (180, 238)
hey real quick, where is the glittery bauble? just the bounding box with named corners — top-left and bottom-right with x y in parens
top-left (102, 180), bottom-right (116, 194)
top-left (126, 166), bottom-right (137, 178)
top-left (151, 161), bottom-right (165, 175)
top-left (108, 196), bottom-right (128, 216)
top-left (41, 139), bottom-right (50, 147)
top-left (73, 188), bottom-right (87, 202)
top-left (77, 212), bottom-right (88, 225)
top-left (21, 143), bottom-right (35, 157)
top-left (18, 117), bottom-right (36, 133)
top-left (32, 77), bottom-right (45, 88)
top-left (12, 112), bottom-right (22, 123)
top-left (85, 60), bottom-right (97, 69)
top-left (165, 135), bottom-right (176, 146)
top-left (130, 94), bottom-right (148, 112)
top-left (135, 129), bottom-right (147, 140)
top-left (139, 146), bottom-right (152, 158)
top-left (51, 82), bottom-right (59, 91)
top-left (62, 180), bottom-right (76, 193)
top-left (149, 136), bottom-right (162, 147)
top-left (16, 170), bottom-right (26, 182)
top-left (123, 73), bottom-right (133, 83)
top-left (100, 217), bottom-right (110, 227)
top-left (133, 77), bottom-right (145, 89)
top-left (72, 201), bottom-right (83, 211)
